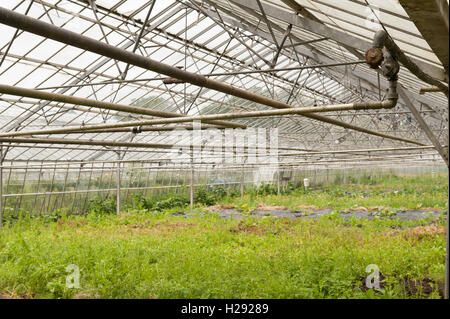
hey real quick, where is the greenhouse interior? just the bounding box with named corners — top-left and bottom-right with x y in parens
top-left (0, 0), bottom-right (448, 301)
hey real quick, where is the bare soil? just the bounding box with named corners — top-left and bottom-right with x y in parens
top-left (198, 207), bottom-right (445, 221)
top-left (208, 205), bottom-right (236, 210)
top-left (256, 204), bottom-right (289, 211)
top-left (229, 221), bottom-right (266, 235)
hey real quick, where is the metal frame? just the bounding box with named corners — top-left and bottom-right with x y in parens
top-left (0, 0), bottom-right (448, 298)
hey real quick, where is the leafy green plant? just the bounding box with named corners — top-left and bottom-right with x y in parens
top-left (87, 196), bottom-right (116, 215)
top-left (0, 211), bottom-right (444, 299)
top-left (152, 196), bottom-right (189, 211)
top-left (194, 185), bottom-right (229, 206)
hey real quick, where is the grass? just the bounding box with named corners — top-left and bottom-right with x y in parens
top-left (0, 212), bottom-right (446, 299)
top-left (0, 174), bottom-right (447, 299)
top-left (215, 175), bottom-right (449, 211)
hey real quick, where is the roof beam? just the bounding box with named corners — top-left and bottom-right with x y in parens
top-left (399, 0), bottom-right (449, 71)
top-left (227, 0), bottom-right (447, 82)
top-left (0, 98), bottom-right (426, 146)
top-left (2, 2), bottom-right (184, 132)
top-left (0, 84), bottom-right (246, 129)
top-left (398, 85), bottom-right (448, 166)
top-left (280, 0), bottom-right (321, 22)
top-left (203, 0), bottom-right (444, 117)
top-left (256, 0), bottom-right (279, 49)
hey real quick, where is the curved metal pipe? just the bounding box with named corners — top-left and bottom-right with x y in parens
top-left (372, 30), bottom-right (389, 49)
top-left (366, 30), bottom-right (400, 108)
top-left (386, 78), bottom-right (398, 108)
top-left (372, 30), bottom-right (448, 98)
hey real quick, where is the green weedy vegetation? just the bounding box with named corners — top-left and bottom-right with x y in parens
top-left (0, 213), bottom-right (445, 299)
top-left (216, 175), bottom-right (449, 211)
top-left (0, 175), bottom-right (447, 299)
top-left (2, 174), bottom-right (446, 220)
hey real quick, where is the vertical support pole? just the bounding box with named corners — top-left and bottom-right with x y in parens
top-left (314, 169), bottom-right (317, 187)
top-left (116, 151), bottom-right (121, 215)
top-left (136, 162), bottom-right (144, 197)
top-left (33, 161), bottom-right (42, 211)
top-left (81, 163), bottom-right (94, 214)
top-left (240, 166), bottom-right (244, 197)
top-left (71, 164), bottom-right (82, 214)
top-left (15, 161), bottom-right (28, 216)
top-left (155, 168), bottom-right (160, 198)
top-left (190, 149), bottom-right (194, 211)
top-left (124, 161), bottom-right (133, 203)
top-left (98, 162), bottom-right (106, 201)
top-left (145, 166), bottom-right (152, 197)
top-left (190, 120), bottom-right (201, 210)
top-left (277, 169), bottom-right (280, 195)
top-left (168, 164), bottom-right (174, 193)
top-left (59, 163), bottom-right (70, 211)
top-left (46, 162), bottom-right (58, 215)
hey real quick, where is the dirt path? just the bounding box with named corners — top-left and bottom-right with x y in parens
top-left (173, 208), bottom-right (446, 221)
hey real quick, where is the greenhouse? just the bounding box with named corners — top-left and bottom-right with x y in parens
top-left (0, 0), bottom-right (448, 301)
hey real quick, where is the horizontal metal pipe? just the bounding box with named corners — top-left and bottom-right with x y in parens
top-left (0, 140), bottom-right (312, 153)
top-left (0, 84), bottom-right (245, 129)
top-left (0, 101), bottom-right (418, 146)
top-left (0, 154), bottom-right (440, 171)
top-left (35, 78), bottom-right (166, 91)
top-left (163, 61), bottom-right (366, 83)
top-left (34, 60), bottom-right (362, 90)
top-left (281, 145), bottom-right (440, 156)
top-left (1, 181), bottom-right (256, 198)
top-left (0, 137), bottom-right (176, 149)
top-left (202, 60), bottom-right (366, 77)
top-left (0, 136), bottom-right (313, 152)
top-left (0, 137), bottom-right (290, 159)
top-left (1, 147), bottom-right (440, 165)
top-left (0, 8), bottom-right (416, 145)
top-left (284, 37), bottom-right (329, 48)
top-left (419, 86), bottom-right (441, 94)
top-left (280, 153), bottom-right (442, 165)
top-left (84, 124), bottom-right (222, 133)
top-left (1, 154), bottom-right (441, 171)
top-left (0, 154), bottom-right (440, 172)
top-left (33, 61), bottom-right (364, 90)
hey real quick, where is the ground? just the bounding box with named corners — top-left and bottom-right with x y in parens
top-left (0, 175), bottom-right (447, 299)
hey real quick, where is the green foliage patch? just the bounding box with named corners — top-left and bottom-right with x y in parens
top-left (0, 212), bottom-right (445, 299)
top-left (0, 175), bottom-right (446, 299)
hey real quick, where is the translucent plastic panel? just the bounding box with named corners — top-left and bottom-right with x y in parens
top-left (116, 0), bottom-right (153, 16)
